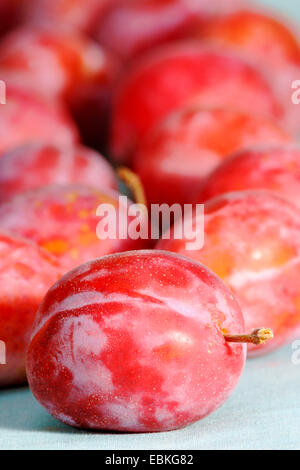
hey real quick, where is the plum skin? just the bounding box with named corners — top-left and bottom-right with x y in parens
top-left (0, 143), bottom-right (118, 202)
top-left (111, 42), bottom-right (282, 163)
top-left (0, 86), bottom-right (78, 154)
top-left (133, 107), bottom-right (291, 207)
top-left (22, 0), bottom-right (108, 33)
top-left (94, 0), bottom-right (249, 63)
top-left (26, 250), bottom-right (246, 432)
top-left (0, 231), bottom-right (62, 387)
top-left (195, 9), bottom-right (300, 135)
top-left (0, 28), bottom-right (119, 149)
top-left (0, 184), bottom-right (147, 272)
top-left (198, 146), bottom-right (300, 208)
top-left (158, 191), bottom-right (300, 356)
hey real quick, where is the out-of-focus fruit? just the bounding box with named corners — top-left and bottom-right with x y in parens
top-left (0, 230), bottom-right (61, 387)
top-left (195, 9), bottom-right (300, 135)
top-left (111, 43), bottom-right (283, 163)
top-left (198, 146), bottom-right (300, 206)
top-left (26, 250), bottom-right (246, 431)
top-left (157, 191), bottom-right (300, 356)
top-left (0, 143), bottom-right (118, 201)
top-left (0, 184), bottom-right (147, 272)
top-left (0, 28), bottom-right (119, 149)
top-left (94, 0), bottom-right (249, 63)
top-left (133, 107), bottom-right (291, 206)
top-left (21, 0), bottom-right (109, 34)
top-left (0, 86), bottom-right (79, 154)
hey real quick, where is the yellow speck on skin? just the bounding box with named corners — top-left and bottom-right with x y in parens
top-left (153, 344), bottom-right (183, 361)
top-left (78, 210), bottom-right (90, 219)
top-left (42, 239), bottom-right (69, 255)
top-left (78, 232), bottom-right (97, 246)
top-left (80, 223), bottom-right (90, 232)
top-left (211, 312), bottom-right (228, 337)
top-left (66, 191), bottom-right (79, 204)
top-left (220, 327), bottom-right (229, 335)
top-left (35, 201), bottom-right (42, 209)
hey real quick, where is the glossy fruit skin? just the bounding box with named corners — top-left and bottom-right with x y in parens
top-left (195, 9), bottom-right (300, 135)
top-left (0, 185), bottom-right (147, 272)
top-left (111, 43), bottom-right (283, 163)
top-left (133, 107), bottom-right (291, 206)
top-left (0, 231), bottom-right (61, 387)
top-left (197, 9), bottom-right (300, 65)
top-left (157, 191), bottom-right (300, 356)
top-left (21, 0), bottom-right (109, 34)
top-left (198, 146), bottom-right (300, 207)
top-left (26, 250), bottom-right (246, 432)
top-left (0, 143), bottom-right (118, 202)
top-left (0, 28), bottom-right (119, 149)
top-left (94, 0), bottom-right (247, 63)
top-left (0, 86), bottom-right (79, 154)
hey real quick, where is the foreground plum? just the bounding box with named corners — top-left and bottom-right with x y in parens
top-left (0, 143), bottom-right (118, 202)
top-left (0, 231), bottom-right (61, 387)
top-left (198, 146), bottom-right (300, 207)
top-left (111, 43), bottom-right (282, 163)
top-left (0, 28), bottom-right (119, 148)
top-left (94, 0), bottom-right (247, 63)
top-left (195, 9), bottom-right (300, 135)
top-left (157, 191), bottom-right (300, 356)
top-left (26, 250), bottom-right (251, 431)
top-left (0, 185), bottom-right (147, 272)
top-left (0, 86), bottom-right (78, 154)
top-left (133, 108), bottom-right (290, 206)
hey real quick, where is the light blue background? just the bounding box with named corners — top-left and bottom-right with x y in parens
top-left (259, 0), bottom-right (300, 19)
top-left (1, 0), bottom-right (300, 450)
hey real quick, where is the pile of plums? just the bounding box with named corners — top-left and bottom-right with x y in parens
top-left (1, 0), bottom-right (300, 433)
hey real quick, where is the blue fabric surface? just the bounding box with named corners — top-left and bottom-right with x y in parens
top-left (0, 345), bottom-right (299, 450)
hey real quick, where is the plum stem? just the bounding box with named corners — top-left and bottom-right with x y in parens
top-left (117, 167), bottom-right (147, 207)
top-left (224, 328), bottom-right (274, 345)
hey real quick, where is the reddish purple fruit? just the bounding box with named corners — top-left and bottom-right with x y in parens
top-left (0, 143), bottom-right (118, 201)
top-left (27, 250), bottom-right (246, 431)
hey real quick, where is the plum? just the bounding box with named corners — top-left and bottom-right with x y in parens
top-left (157, 191), bottom-right (300, 356)
top-left (26, 250), bottom-right (248, 431)
top-left (0, 143), bottom-right (118, 201)
top-left (0, 86), bottom-right (79, 154)
top-left (111, 43), bottom-right (283, 163)
top-left (0, 28), bottom-right (119, 148)
top-left (0, 185), bottom-right (148, 272)
top-left (198, 146), bottom-right (300, 207)
top-left (21, 0), bottom-right (109, 34)
top-left (133, 107), bottom-right (291, 206)
top-left (94, 0), bottom-right (248, 63)
top-left (0, 230), bottom-right (61, 387)
top-left (194, 9), bottom-right (300, 135)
